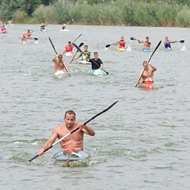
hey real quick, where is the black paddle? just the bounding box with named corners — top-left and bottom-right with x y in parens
top-left (70, 42), bottom-right (84, 64)
top-left (135, 40), bottom-right (162, 87)
top-left (48, 37), bottom-right (71, 77)
top-left (72, 43), bottom-right (109, 75)
top-left (28, 101), bottom-right (118, 162)
top-left (130, 37), bottom-right (137, 40)
top-left (179, 40), bottom-right (185, 43)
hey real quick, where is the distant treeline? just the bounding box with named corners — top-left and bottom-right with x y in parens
top-left (1, 0), bottom-right (190, 27)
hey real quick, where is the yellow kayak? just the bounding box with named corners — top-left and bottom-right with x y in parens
top-left (117, 48), bottom-right (125, 51)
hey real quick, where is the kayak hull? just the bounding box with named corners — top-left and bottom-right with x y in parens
top-left (65, 52), bottom-right (72, 57)
top-left (165, 47), bottom-right (172, 51)
top-left (52, 150), bottom-right (90, 161)
top-left (143, 48), bottom-right (150, 52)
top-left (140, 81), bottom-right (154, 90)
top-left (117, 48), bottom-right (125, 51)
top-left (55, 70), bottom-right (65, 78)
top-left (92, 69), bottom-right (103, 75)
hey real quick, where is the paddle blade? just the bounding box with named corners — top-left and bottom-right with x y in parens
top-left (179, 40), bottom-right (185, 43)
top-left (79, 42), bottom-right (84, 47)
top-left (72, 42), bottom-right (84, 54)
top-left (130, 37), bottom-right (137, 40)
top-left (105, 44), bottom-right (111, 48)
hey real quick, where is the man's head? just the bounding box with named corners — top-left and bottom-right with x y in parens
top-left (165, 36), bottom-right (168, 41)
top-left (64, 110), bottom-right (76, 128)
top-left (146, 36), bottom-right (149, 41)
top-left (58, 54), bottom-right (63, 59)
top-left (27, 29), bottom-right (30, 32)
top-left (143, 61), bottom-right (148, 68)
top-left (94, 52), bottom-right (98, 59)
top-left (84, 45), bottom-right (88, 51)
top-left (68, 41), bottom-right (71, 45)
top-left (120, 36), bottom-right (124, 40)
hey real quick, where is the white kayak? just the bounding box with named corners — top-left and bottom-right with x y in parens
top-left (55, 70), bottom-right (65, 78)
top-left (92, 69), bottom-right (104, 75)
top-left (53, 150), bottom-right (90, 161)
top-left (65, 52), bottom-right (72, 57)
top-left (60, 29), bottom-right (70, 32)
top-left (20, 40), bottom-right (38, 45)
top-left (79, 60), bottom-right (91, 64)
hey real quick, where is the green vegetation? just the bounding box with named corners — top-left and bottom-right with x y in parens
top-left (1, 0), bottom-right (190, 27)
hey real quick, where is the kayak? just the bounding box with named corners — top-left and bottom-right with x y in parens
top-left (165, 47), bottom-right (171, 51)
top-left (60, 29), bottom-right (70, 32)
top-left (20, 40), bottom-right (38, 45)
top-left (140, 81), bottom-right (154, 90)
top-left (117, 48), bottom-right (125, 51)
top-left (52, 150), bottom-right (90, 161)
top-left (65, 52), bottom-right (72, 57)
top-left (92, 69), bottom-right (104, 75)
top-left (79, 60), bottom-right (90, 64)
top-left (143, 48), bottom-right (150, 52)
top-left (55, 70), bottom-right (65, 78)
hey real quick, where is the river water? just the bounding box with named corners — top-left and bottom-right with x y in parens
top-left (0, 24), bottom-right (189, 190)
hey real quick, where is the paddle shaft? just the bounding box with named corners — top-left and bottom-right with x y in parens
top-left (28, 101), bottom-right (118, 162)
top-left (72, 43), bottom-right (109, 75)
top-left (70, 42), bottom-right (84, 64)
top-left (135, 40), bottom-right (162, 87)
top-left (48, 37), bottom-right (71, 77)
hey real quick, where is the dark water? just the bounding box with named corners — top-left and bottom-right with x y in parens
top-left (0, 24), bottom-right (189, 190)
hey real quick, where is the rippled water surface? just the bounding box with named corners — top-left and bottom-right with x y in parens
top-left (0, 24), bottom-right (190, 190)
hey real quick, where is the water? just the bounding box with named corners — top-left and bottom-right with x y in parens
top-left (0, 24), bottom-right (190, 190)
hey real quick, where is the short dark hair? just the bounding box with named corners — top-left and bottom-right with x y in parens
top-left (64, 110), bottom-right (76, 117)
top-left (68, 41), bottom-right (71, 44)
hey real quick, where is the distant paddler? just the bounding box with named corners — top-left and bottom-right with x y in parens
top-left (164, 36), bottom-right (178, 51)
top-left (25, 29), bottom-right (33, 39)
top-left (40, 22), bottom-right (47, 31)
top-left (21, 32), bottom-right (27, 43)
top-left (137, 36), bottom-right (151, 52)
top-left (62, 21), bottom-right (70, 30)
top-left (70, 45), bottom-right (91, 63)
top-left (112, 36), bottom-right (126, 51)
top-left (52, 54), bottom-right (70, 78)
top-left (136, 61), bottom-right (157, 89)
top-left (62, 41), bottom-right (74, 57)
top-left (0, 25), bottom-right (8, 33)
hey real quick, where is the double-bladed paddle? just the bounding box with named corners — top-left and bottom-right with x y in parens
top-left (48, 37), bottom-right (71, 77)
top-left (72, 43), bottom-right (109, 75)
top-left (69, 42), bottom-right (84, 63)
top-left (179, 40), bottom-right (185, 43)
top-left (28, 101), bottom-right (118, 162)
top-left (135, 40), bottom-right (162, 87)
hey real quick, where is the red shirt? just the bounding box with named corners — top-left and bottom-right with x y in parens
top-left (26, 32), bottom-right (31, 37)
top-left (119, 41), bottom-right (125, 49)
top-left (65, 45), bottom-right (73, 52)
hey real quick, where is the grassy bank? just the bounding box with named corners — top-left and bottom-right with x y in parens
top-left (12, 0), bottom-right (190, 27)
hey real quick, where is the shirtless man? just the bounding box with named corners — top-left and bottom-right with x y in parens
top-left (136, 61), bottom-right (157, 85)
top-left (21, 32), bottom-right (27, 43)
top-left (38, 110), bottom-right (95, 155)
top-left (52, 54), bottom-right (70, 74)
top-left (70, 45), bottom-right (91, 62)
top-left (112, 36), bottom-right (126, 49)
top-left (62, 41), bottom-right (74, 55)
top-left (164, 36), bottom-right (178, 50)
top-left (137, 36), bottom-right (151, 51)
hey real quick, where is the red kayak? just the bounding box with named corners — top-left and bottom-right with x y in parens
top-left (140, 81), bottom-right (154, 90)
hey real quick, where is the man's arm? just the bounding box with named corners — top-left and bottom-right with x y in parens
top-left (148, 62), bottom-right (157, 72)
top-left (79, 122), bottom-right (95, 136)
top-left (38, 130), bottom-right (58, 155)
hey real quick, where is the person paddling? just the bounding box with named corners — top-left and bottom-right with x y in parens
top-left (164, 36), bottom-right (178, 50)
top-left (136, 61), bottom-right (157, 89)
top-left (40, 22), bottom-right (47, 31)
top-left (37, 110), bottom-right (95, 156)
top-left (25, 30), bottom-right (33, 39)
top-left (0, 25), bottom-right (8, 33)
top-left (62, 41), bottom-right (74, 56)
top-left (112, 36), bottom-right (126, 49)
top-left (138, 36), bottom-right (151, 52)
top-left (52, 54), bottom-right (70, 75)
top-left (21, 32), bottom-right (27, 43)
top-left (62, 21), bottom-right (70, 30)
top-left (87, 52), bottom-right (103, 71)
top-left (70, 45), bottom-right (91, 62)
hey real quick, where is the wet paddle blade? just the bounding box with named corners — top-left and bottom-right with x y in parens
top-left (130, 37), bottom-right (137, 40)
top-left (105, 44), bottom-right (111, 48)
top-left (179, 40), bottom-right (185, 43)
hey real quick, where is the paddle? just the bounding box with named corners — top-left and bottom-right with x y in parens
top-left (48, 37), bottom-right (71, 77)
top-left (135, 40), bottom-right (162, 87)
top-left (69, 42), bottom-right (84, 63)
top-left (28, 101), bottom-right (118, 162)
top-left (130, 37), bottom-right (137, 40)
top-left (179, 40), bottom-right (185, 43)
top-left (72, 43), bottom-right (109, 75)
